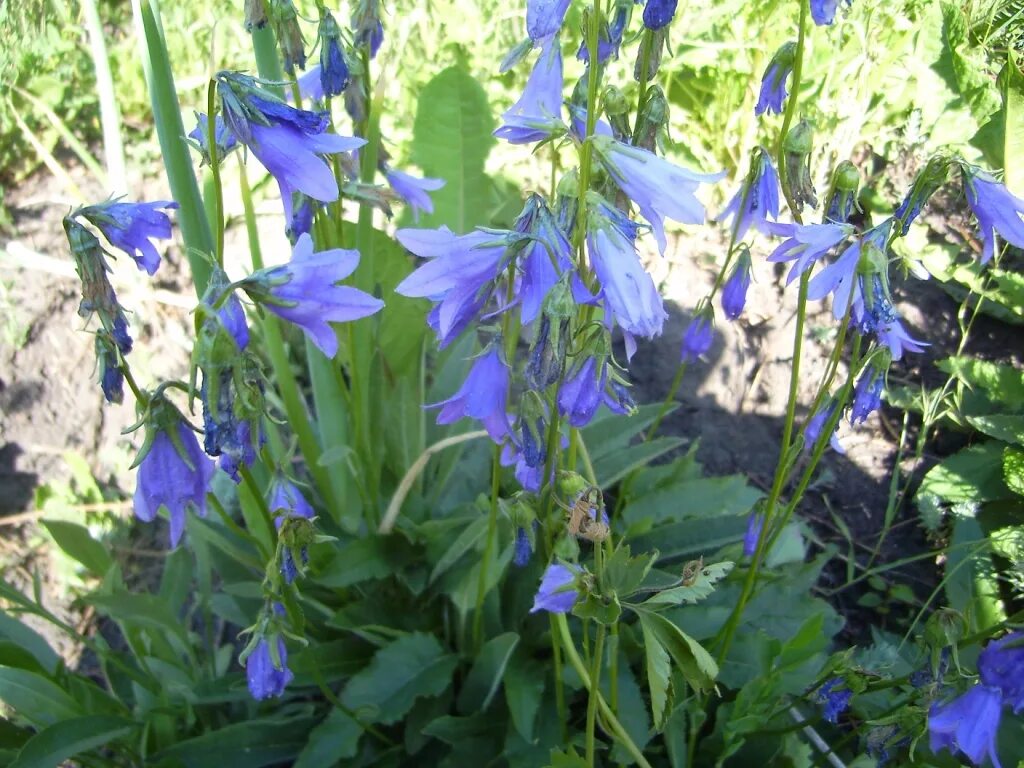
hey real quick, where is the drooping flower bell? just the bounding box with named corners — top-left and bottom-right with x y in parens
top-left (63, 215), bottom-right (133, 356)
top-left (217, 72), bottom-right (366, 203)
top-left (242, 604), bottom-right (294, 701)
top-left (268, 0), bottom-right (305, 74)
top-left (850, 357), bottom-right (887, 425)
top-left (743, 511), bottom-right (764, 557)
top-left (928, 684), bottom-right (1004, 768)
top-left (426, 345), bottom-right (511, 441)
top-left (394, 226), bottom-right (512, 348)
top-left (76, 199), bottom-right (178, 276)
top-left (979, 631), bottom-right (1024, 713)
top-left (240, 233), bottom-right (384, 358)
top-left (351, 0), bottom-right (384, 57)
top-left (807, 219), bottom-right (892, 318)
top-left (823, 161), bottom-right (862, 224)
top-left (804, 397), bottom-right (844, 455)
top-left (269, 473), bottom-right (316, 584)
top-left (514, 195), bottom-right (573, 325)
top-left (721, 249), bottom-right (752, 321)
top-left (527, 0), bottom-right (571, 43)
top-left (383, 166), bottom-right (445, 222)
top-left (577, 1), bottom-right (628, 64)
top-left (814, 678), bottom-right (852, 724)
top-left (95, 332), bottom-right (124, 405)
top-left (317, 10), bottom-right (350, 98)
top-left (188, 112), bottom-right (239, 166)
top-left (132, 395), bottom-right (214, 548)
top-left (766, 221), bottom-right (852, 284)
top-left (530, 563), bottom-right (582, 614)
top-left (591, 134), bottom-right (725, 254)
top-left (810, 0), bottom-right (852, 26)
top-left (784, 119), bottom-right (819, 213)
top-left (960, 164), bottom-right (1024, 264)
top-left (494, 35), bottom-right (566, 145)
top-left (643, 0), bottom-right (678, 30)
top-left (719, 147), bottom-right (780, 239)
top-left (513, 527), bottom-right (533, 567)
top-left (680, 308), bottom-right (715, 363)
top-left (893, 154), bottom-right (951, 236)
top-left (755, 42), bottom-right (796, 116)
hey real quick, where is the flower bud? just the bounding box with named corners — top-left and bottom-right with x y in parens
top-left (823, 160), bottom-right (861, 224)
top-left (244, 0), bottom-right (268, 30)
top-left (680, 308), bottom-right (714, 362)
top-left (317, 11), bottom-right (350, 98)
top-left (784, 119), bottom-right (818, 212)
top-left (894, 154), bottom-right (952, 236)
top-left (633, 27), bottom-right (667, 82)
top-left (603, 85), bottom-right (631, 141)
top-left (95, 332), bottom-right (124, 405)
top-left (269, 0), bottom-right (305, 74)
top-left (634, 84), bottom-right (668, 153)
top-left (643, 0), bottom-right (678, 30)
top-left (351, 0), bottom-right (384, 58)
top-left (721, 249), bottom-right (752, 321)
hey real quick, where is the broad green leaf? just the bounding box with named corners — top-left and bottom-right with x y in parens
top-left (293, 708), bottom-right (362, 767)
top-left (636, 610), bottom-right (718, 693)
top-left (966, 414), bottom-right (1024, 446)
top-left (410, 65), bottom-right (496, 231)
top-left (582, 403), bottom-right (675, 464)
top-left (1004, 446), bottom-right (1024, 497)
top-left (919, 442), bottom-right (1013, 503)
top-left (0, 612), bottom-right (59, 675)
top-left (592, 437), bottom-right (685, 488)
top-left (504, 651), bottom-right (545, 744)
top-left (457, 632), bottom-right (519, 714)
top-left (315, 535), bottom-right (417, 588)
top-left (375, 229), bottom-right (429, 378)
top-left (935, 3), bottom-right (1000, 126)
top-left (341, 633), bottom-right (458, 725)
top-left (429, 515), bottom-right (489, 585)
top-left (629, 514), bottom-right (748, 563)
top-left (644, 561), bottom-right (734, 606)
top-left (0, 667), bottom-right (82, 727)
top-left (640, 617), bottom-right (673, 731)
top-left (623, 475), bottom-right (762, 527)
top-left (946, 518), bottom-right (1004, 632)
top-left (41, 520), bottom-right (112, 577)
top-left (572, 593), bottom-right (621, 625)
top-left (547, 747), bottom-right (589, 767)
top-left (9, 715), bottom-right (134, 768)
top-left (937, 357), bottom-right (1024, 407)
top-left (157, 717), bottom-right (315, 767)
top-left (603, 546), bottom-right (657, 598)
top-left (1005, 52), bottom-right (1024, 196)
top-left (447, 542), bottom-right (514, 620)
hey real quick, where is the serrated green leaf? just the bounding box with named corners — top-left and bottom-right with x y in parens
top-left (341, 633), bottom-right (457, 725)
top-left (1004, 446), bottom-right (1024, 497)
top-left (41, 520), bottom-right (112, 577)
top-left (640, 617), bottom-right (673, 731)
top-left (9, 715), bottom-right (134, 768)
top-left (410, 65), bottom-right (496, 231)
top-left (457, 632), bottom-right (519, 714)
top-left (920, 442), bottom-right (1013, 503)
top-left (603, 546), bottom-right (658, 599)
top-left (966, 414), bottom-right (1024, 445)
top-left (581, 403), bottom-right (676, 465)
top-left (315, 535), bottom-right (417, 588)
top-left (635, 610), bottom-right (717, 693)
top-left (572, 593), bottom-right (621, 625)
top-left (643, 561), bottom-right (734, 606)
top-left (937, 357), bottom-right (1024, 407)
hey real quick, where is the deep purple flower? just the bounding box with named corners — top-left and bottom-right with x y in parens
top-left (527, 0), bottom-right (571, 42)
top-left (352, 0), bottom-right (384, 58)
top-left (851, 362), bottom-right (885, 425)
top-left (558, 356), bottom-right (607, 427)
top-left (297, 65), bottom-right (327, 102)
top-left (680, 312), bottom-right (714, 362)
top-left (592, 135), bottom-right (725, 254)
top-left (805, 400), bottom-right (845, 455)
top-left (755, 42), bottom-right (796, 116)
top-left (495, 35), bottom-right (565, 145)
top-left (851, 275), bottom-right (927, 361)
top-left (807, 220), bottom-right (890, 318)
top-left (269, 474), bottom-right (315, 520)
top-left (643, 0), bottom-right (678, 29)
top-left (428, 347), bottom-right (511, 440)
top-left (586, 200), bottom-right (668, 339)
top-left (811, 0), bottom-right (852, 25)
top-left (513, 527), bottom-right (533, 567)
top-left (766, 221), bottom-right (852, 284)
top-left (318, 12), bottom-right (349, 97)
top-left (929, 684), bottom-right (1004, 768)
top-left (246, 233), bottom-right (383, 358)
top-left (79, 200), bottom-right (178, 276)
top-left (218, 75), bottom-right (366, 203)
top-left (395, 227), bottom-right (510, 347)
top-left (384, 167), bottom-right (445, 222)
top-left (278, 181), bottom-right (316, 245)
top-left (515, 198), bottom-right (573, 324)
top-left (742, 512), bottom-right (764, 558)
top-left (721, 252), bottom-right (752, 321)
top-left (95, 334), bottom-right (123, 404)
top-left (719, 149), bottom-right (780, 239)
top-left (134, 413), bottom-right (214, 548)
top-left (247, 634), bottom-right (293, 700)
top-left (979, 632), bottom-right (1024, 713)
top-left (188, 112), bottom-right (239, 164)
top-left (577, 4), bottom-right (627, 63)
top-left (962, 167), bottom-right (1024, 264)
top-left (815, 678), bottom-right (852, 723)
top-left (211, 275), bottom-right (250, 350)
top-left (530, 563), bottom-right (581, 613)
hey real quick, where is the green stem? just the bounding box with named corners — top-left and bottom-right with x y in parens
top-left (473, 445), bottom-right (502, 650)
top-left (585, 624), bottom-right (606, 767)
top-left (554, 614), bottom-right (654, 768)
top-left (632, 29), bottom-right (654, 142)
top-left (573, 0), bottom-right (604, 268)
top-left (206, 80), bottom-right (224, 267)
top-left (645, 362), bottom-right (687, 442)
top-left (549, 614), bottom-right (569, 743)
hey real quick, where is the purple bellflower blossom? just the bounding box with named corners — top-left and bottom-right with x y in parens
top-left (743, 512), bottom-right (764, 557)
top-left (278, 182), bottom-right (316, 245)
top-left (247, 635), bottom-right (293, 700)
top-left (530, 563), bottom-right (581, 613)
top-left (384, 166), bottom-right (445, 222)
top-left (852, 276), bottom-right (927, 361)
top-left (815, 678), bottom-right (853, 724)
top-left (719, 149), bottom-right (780, 240)
top-left (394, 227), bottom-right (511, 347)
top-left (586, 197), bottom-right (668, 340)
top-left (962, 166), bottom-right (1024, 264)
top-left (643, 0), bottom-right (679, 29)
top-left (297, 65), bottom-right (327, 102)
top-left (681, 311), bottom-right (714, 362)
top-left (427, 346), bottom-right (511, 440)
top-left (807, 220), bottom-right (891, 317)
top-left (513, 527), bottom-right (533, 567)
top-left (95, 334), bottom-right (123, 404)
top-left (133, 409), bottom-right (214, 548)
top-left (766, 221), bottom-right (853, 284)
top-left (929, 684), bottom-right (1004, 768)
top-left (515, 196), bottom-right (573, 324)
top-left (78, 200), bottom-right (178, 276)
top-left (721, 251), bottom-right (752, 321)
top-left (527, 0), bottom-right (571, 43)
top-left (979, 631), bottom-right (1024, 713)
top-left (243, 233), bottom-right (384, 358)
top-left (218, 73), bottom-right (366, 203)
top-left (755, 42), bottom-right (796, 116)
top-left (558, 356), bottom-right (607, 427)
top-left (850, 361), bottom-right (885, 425)
top-left (805, 399), bottom-right (845, 455)
top-left (495, 35), bottom-right (566, 145)
top-left (577, 3), bottom-right (627, 63)
top-left (317, 11), bottom-right (350, 98)
top-left (592, 135), bottom-right (725, 254)
top-left (188, 112), bottom-right (239, 165)
top-left (269, 474), bottom-right (315, 584)
top-left (811, 0), bottom-right (852, 25)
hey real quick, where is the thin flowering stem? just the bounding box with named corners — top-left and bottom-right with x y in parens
top-left (632, 29), bottom-right (654, 141)
top-left (206, 80), bottom-right (225, 267)
top-left (549, 613), bottom-right (569, 743)
top-left (472, 443), bottom-right (502, 651)
top-left (120, 360), bottom-right (146, 403)
top-left (585, 623), bottom-right (606, 767)
top-left (573, 0), bottom-right (604, 270)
